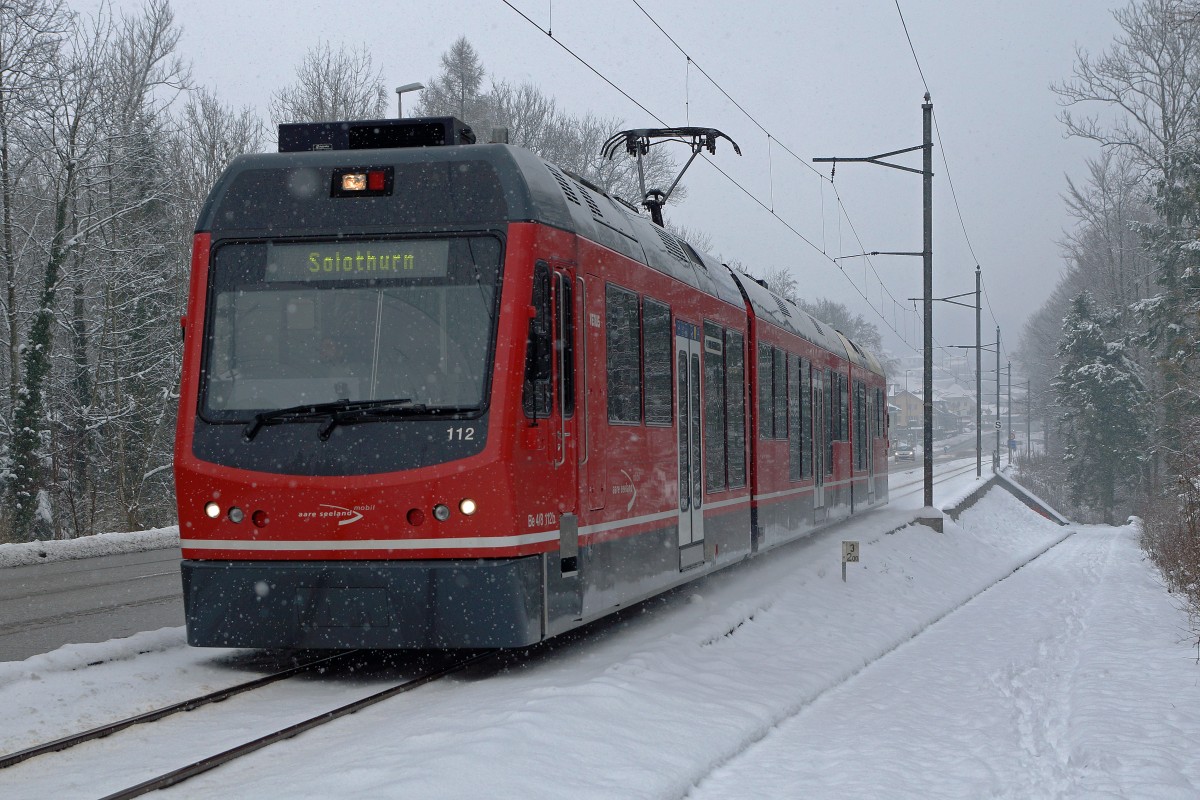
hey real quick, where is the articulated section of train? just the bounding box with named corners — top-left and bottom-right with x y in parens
top-left (175, 117), bottom-right (889, 649)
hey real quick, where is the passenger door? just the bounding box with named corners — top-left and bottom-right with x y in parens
top-left (866, 388), bottom-right (876, 505)
top-left (550, 266), bottom-right (580, 584)
top-left (812, 368), bottom-right (827, 518)
top-left (583, 273), bottom-right (606, 511)
top-left (675, 319), bottom-right (705, 571)
top-left (550, 268), bottom-right (577, 483)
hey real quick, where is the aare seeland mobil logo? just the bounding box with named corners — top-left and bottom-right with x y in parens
top-left (297, 504), bottom-right (375, 526)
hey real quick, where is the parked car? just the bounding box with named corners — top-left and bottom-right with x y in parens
top-left (894, 442), bottom-right (915, 461)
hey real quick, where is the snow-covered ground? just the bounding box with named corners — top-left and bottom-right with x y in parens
top-left (0, 526), bottom-right (179, 568)
top-left (1, 473), bottom-right (1198, 799)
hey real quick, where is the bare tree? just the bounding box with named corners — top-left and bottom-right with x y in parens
top-left (1060, 150), bottom-right (1155, 312)
top-left (553, 111), bottom-right (684, 208)
top-left (665, 222), bottom-right (713, 253)
top-left (176, 88), bottom-right (263, 220)
top-left (1053, 0), bottom-right (1200, 189)
top-left (759, 265), bottom-right (798, 302)
top-left (0, 0), bottom-right (68, 415)
top-left (1015, 277), bottom-right (1082, 445)
top-left (2, 1), bottom-right (192, 540)
top-left (269, 41), bottom-right (387, 125)
top-left (90, 3), bottom-right (190, 532)
top-left (794, 297), bottom-right (885, 355)
top-left (7, 6), bottom-right (112, 539)
top-left (417, 38), bottom-right (682, 212)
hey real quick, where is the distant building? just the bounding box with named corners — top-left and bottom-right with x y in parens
top-left (889, 382), bottom-right (974, 439)
top-left (937, 382), bottom-right (975, 420)
top-left (890, 390), bottom-right (922, 436)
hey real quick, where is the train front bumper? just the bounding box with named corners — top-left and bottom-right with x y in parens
top-left (181, 557), bottom-right (544, 649)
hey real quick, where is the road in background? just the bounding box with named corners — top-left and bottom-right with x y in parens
top-left (0, 549), bottom-right (182, 662)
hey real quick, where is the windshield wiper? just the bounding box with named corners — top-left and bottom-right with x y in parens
top-left (242, 398), bottom-right (418, 441)
top-left (314, 400), bottom-right (436, 440)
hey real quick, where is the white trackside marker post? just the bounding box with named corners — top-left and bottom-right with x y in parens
top-left (842, 541), bottom-right (860, 582)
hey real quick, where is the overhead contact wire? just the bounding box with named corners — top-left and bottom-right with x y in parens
top-left (625, 0), bottom-right (924, 349)
top-left (896, 1), bottom-right (1011, 355)
top-left (501, 0), bottom-right (925, 354)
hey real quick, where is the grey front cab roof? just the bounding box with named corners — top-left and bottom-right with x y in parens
top-left (197, 142), bottom-right (745, 309)
top-left (198, 141), bottom-right (881, 374)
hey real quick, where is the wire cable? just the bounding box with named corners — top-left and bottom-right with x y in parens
top-left (624, 0), bottom-right (927, 349)
top-left (894, 0), bottom-right (931, 95)
top-left (629, 0), bottom-right (829, 182)
top-left (499, 1), bottom-right (666, 126)
top-left (892, 2), bottom-right (1015, 363)
top-left (500, 0), bottom-right (927, 354)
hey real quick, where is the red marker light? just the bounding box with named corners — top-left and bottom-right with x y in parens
top-left (332, 167), bottom-right (391, 197)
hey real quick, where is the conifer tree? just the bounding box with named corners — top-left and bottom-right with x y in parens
top-left (417, 36), bottom-right (489, 124)
top-left (1051, 292), bottom-right (1148, 523)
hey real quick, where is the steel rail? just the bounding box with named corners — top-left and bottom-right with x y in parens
top-left (98, 649), bottom-right (499, 800)
top-left (0, 649), bottom-right (361, 769)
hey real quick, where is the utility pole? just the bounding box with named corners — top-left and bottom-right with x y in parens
top-left (975, 268), bottom-right (981, 477)
top-left (814, 94), bottom-right (940, 531)
top-left (921, 94), bottom-right (934, 516)
top-left (1006, 360), bottom-right (1013, 465)
top-left (995, 326), bottom-right (1001, 472)
top-left (916, 273), bottom-right (979, 477)
top-left (1027, 381), bottom-right (1032, 459)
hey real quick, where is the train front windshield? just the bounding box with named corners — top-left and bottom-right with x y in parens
top-left (202, 235), bottom-right (502, 417)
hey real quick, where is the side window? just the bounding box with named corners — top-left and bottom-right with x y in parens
top-left (876, 387), bottom-right (885, 437)
top-left (606, 284), bottom-right (641, 423)
top-left (773, 347), bottom-right (787, 440)
top-left (704, 322), bottom-right (726, 492)
top-left (522, 262), bottom-right (552, 418)
top-left (825, 367), bottom-right (835, 473)
top-left (831, 371), bottom-right (842, 442)
top-left (840, 372), bottom-right (850, 441)
top-left (876, 387), bottom-right (882, 437)
top-left (788, 354), bottom-right (802, 481)
top-left (800, 359), bottom-right (812, 478)
top-left (844, 371), bottom-right (854, 441)
top-left (725, 330), bottom-right (746, 488)
top-left (643, 299), bottom-right (672, 425)
top-left (555, 272), bottom-right (575, 418)
top-left (758, 343), bottom-right (774, 439)
top-left (854, 379), bottom-right (866, 469)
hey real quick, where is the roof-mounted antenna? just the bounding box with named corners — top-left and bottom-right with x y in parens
top-left (601, 126), bottom-right (741, 227)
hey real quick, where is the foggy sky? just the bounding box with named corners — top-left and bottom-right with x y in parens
top-left (93, 0), bottom-right (1123, 370)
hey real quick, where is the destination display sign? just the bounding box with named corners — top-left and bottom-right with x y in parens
top-left (265, 239), bottom-right (451, 282)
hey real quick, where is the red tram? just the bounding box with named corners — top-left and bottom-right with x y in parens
top-left (175, 117), bottom-right (889, 649)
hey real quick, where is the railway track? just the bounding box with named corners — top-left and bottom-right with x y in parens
top-left (1, 463), bottom-right (986, 798)
top-left (0, 649), bottom-right (498, 800)
top-left (0, 649), bottom-right (359, 771)
top-left (886, 456), bottom-right (980, 501)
